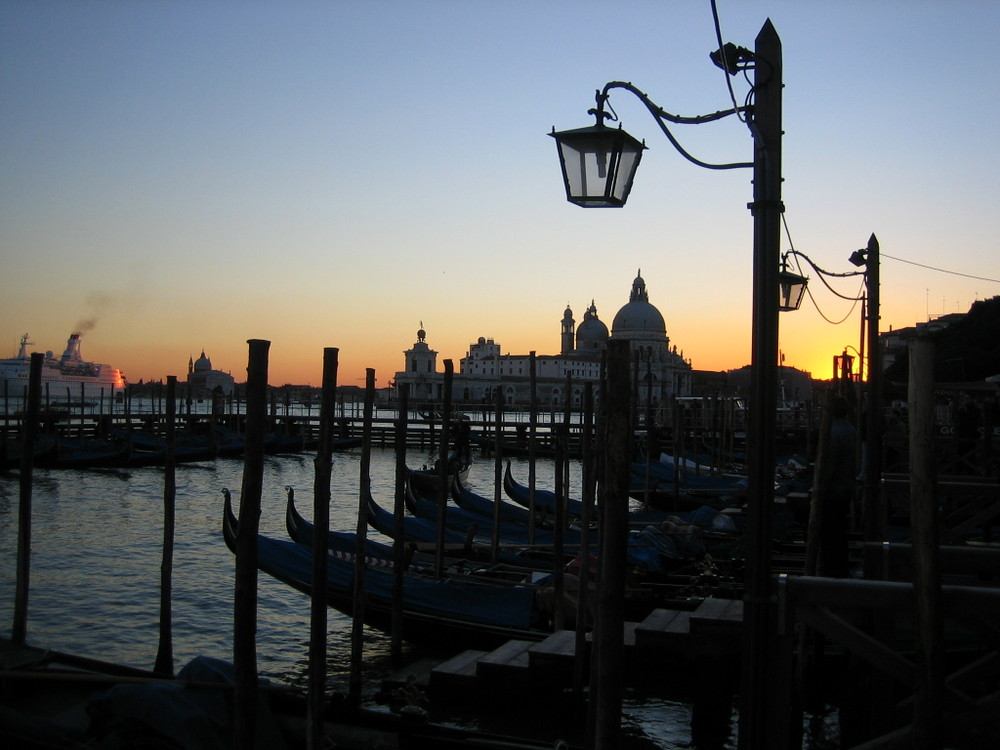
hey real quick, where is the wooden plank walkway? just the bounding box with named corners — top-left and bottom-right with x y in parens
top-left (402, 598), bottom-right (744, 700)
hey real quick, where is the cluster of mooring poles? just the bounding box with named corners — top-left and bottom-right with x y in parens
top-left (224, 337), bottom-right (637, 748)
top-left (11, 329), bottom-right (1000, 749)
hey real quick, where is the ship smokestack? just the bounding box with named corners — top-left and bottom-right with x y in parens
top-left (61, 332), bottom-right (83, 363)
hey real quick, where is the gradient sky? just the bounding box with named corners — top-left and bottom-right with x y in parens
top-left (3, 1), bottom-right (998, 389)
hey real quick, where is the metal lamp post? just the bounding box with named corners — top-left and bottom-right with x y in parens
top-left (850, 234), bottom-right (884, 568)
top-left (551, 20), bottom-right (787, 749)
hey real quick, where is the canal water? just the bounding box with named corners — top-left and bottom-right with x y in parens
top-left (0, 446), bottom-right (739, 748)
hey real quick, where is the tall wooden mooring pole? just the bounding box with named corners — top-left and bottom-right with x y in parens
top-left (11, 352), bottom-right (42, 645)
top-left (308, 348), bottom-right (338, 748)
top-left (233, 338), bottom-right (270, 750)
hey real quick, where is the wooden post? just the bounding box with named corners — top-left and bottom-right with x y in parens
top-left (556, 372), bottom-right (573, 629)
top-left (528, 352), bottom-right (538, 545)
top-left (435, 360), bottom-right (453, 578)
top-left (234, 338), bottom-right (270, 750)
top-left (909, 337), bottom-right (944, 748)
top-left (492, 386), bottom-right (503, 562)
top-left (349, 368), bottom-right (376, 705)
top-left (11, 352), bottom-right (42, 645)
top-left (154, 375), bottom-right (177, 676)
top-left (590, 339), bottom-right (631, 749)
top-left (643, 350), bottom-right (653, 510)
top-left (308, 348), bottom-right (338, 748)
top-left (573, 382), bottom-right (595, 694)
top-left (392, 383), bottom-right (409, 663)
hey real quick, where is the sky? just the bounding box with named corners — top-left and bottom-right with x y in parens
top-left (2, 0), bottom-right (999, 389)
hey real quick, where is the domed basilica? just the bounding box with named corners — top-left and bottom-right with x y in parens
top-left (186, 350), bottom-right (235, 397)
top-left (395, 271), bottom-right (692, 408)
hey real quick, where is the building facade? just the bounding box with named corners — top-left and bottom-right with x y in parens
top-left (186, 350), bottom-right (235, 398)
top-left (394, 271), bottom-right (692, 409)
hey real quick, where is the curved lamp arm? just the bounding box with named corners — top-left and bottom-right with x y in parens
top-left (599, 80), bottom-right (753, 171)
top-left (783, 249), bottom-right (866, 303)
top-left (783, 249), bottom-right (864, 280)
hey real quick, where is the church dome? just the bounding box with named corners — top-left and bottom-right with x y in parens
top-left (576, 300), bottom-right (609, 350)
top-left (611, 272), bottom-right (666, 338)
top-left (193, 351), bottom-right (212, 372)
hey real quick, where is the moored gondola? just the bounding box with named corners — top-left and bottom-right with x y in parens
top-left (222, 489), bottom-right (550, 648)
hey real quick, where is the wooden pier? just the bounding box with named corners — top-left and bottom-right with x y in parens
top-left (384, 597), bottom-right (744, 703)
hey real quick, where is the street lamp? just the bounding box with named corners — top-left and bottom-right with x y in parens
top-left (549, 94), bottom-right (647, 208)
top-left (551, 20), bottom-right (786, 750)
top-left (778, 261), bottom-right (809, 312)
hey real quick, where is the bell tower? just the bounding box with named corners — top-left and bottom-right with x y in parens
top-left (561, 304), bottom-right (575, 354)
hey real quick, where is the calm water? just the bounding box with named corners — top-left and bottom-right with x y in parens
top-left (0, 446), bottom-right (722, 748)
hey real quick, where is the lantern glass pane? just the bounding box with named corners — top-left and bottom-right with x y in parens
top-left (778, 275), bottom-right (807, 311)
top-left (551, 124), bottom-right (645, 207)
top-left (611, 142), bottom-right (642, 204)
top-left (558, 140), bottom-right (612, 202)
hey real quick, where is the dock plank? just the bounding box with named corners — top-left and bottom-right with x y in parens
top-left (527, 631), bottom-right (580, 681)
top-left (634, 608), bottom-right (692, 648)
top-left (690, 598), bottom-right (743, 633)
top-left (477, 639), bottom-right (534, 683)
top-left (429, 649), bottom-right (488, 692)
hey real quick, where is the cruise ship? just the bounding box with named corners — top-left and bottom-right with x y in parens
top-left (0, 333), bottom-right (126, 399)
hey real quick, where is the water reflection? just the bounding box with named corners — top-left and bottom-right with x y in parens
top-left (1, 447), bottom-right (697, 748)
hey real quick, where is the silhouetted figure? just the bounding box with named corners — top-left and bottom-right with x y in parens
top-left (819, 396), bottom-right (857, 577)
top-left (882, 409), bottom-right (906, 472)
top-left (954, 396), bottom-right (980, 474)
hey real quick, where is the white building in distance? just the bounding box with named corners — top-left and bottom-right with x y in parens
top-left (186, 350), bottom-right (235, 398)
top-left (394, 271), bottom-right (692, 410)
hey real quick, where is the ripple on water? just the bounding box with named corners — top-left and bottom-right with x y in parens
top-left (1, 449), bottom-right (697, 747)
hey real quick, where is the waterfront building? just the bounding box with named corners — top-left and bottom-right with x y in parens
top-left (186, 350), bottom-right (235, 398)
top-left (394, 271), bottom-right (692, 409)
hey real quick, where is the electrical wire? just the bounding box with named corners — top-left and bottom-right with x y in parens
top-left (881, 253), bottom-right (1000, 285)
top-left (781, 214), bottom-right (865, 324)
top-left (710, 0), bottom-right (746, 123)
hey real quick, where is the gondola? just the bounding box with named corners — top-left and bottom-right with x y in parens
top-left (502, 461), bottom-right (586, 517)
top-left (364, 488), bottom-right (555, 570)
top-left (406, 474), bottom-right (559, 547)
top-left (41, 437), bottom-right (132, 469)
top-left (222, 490), bottom-right (549, 648)
top-left (1, 434), bottom-right (58, 471)
top-left (286, 487), bottom-right (548, 583)
top-left (451, 475), bottom-right (540, 526)
top-left (406, 475), bottom-right (667, 571)
top-left (630, 458), bottom-right (749, 496)
top-left (365, 486), bottom-right (470, 547)
top-left (460, 468), bottom-right (687, 530)
top-left (285, 487), bottom-right (443, 574)
top-left (406, 451), bottom-right (471, 498)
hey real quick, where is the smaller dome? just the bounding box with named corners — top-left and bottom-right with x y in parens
top-left (576, 300), bottom-right (609, 350)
